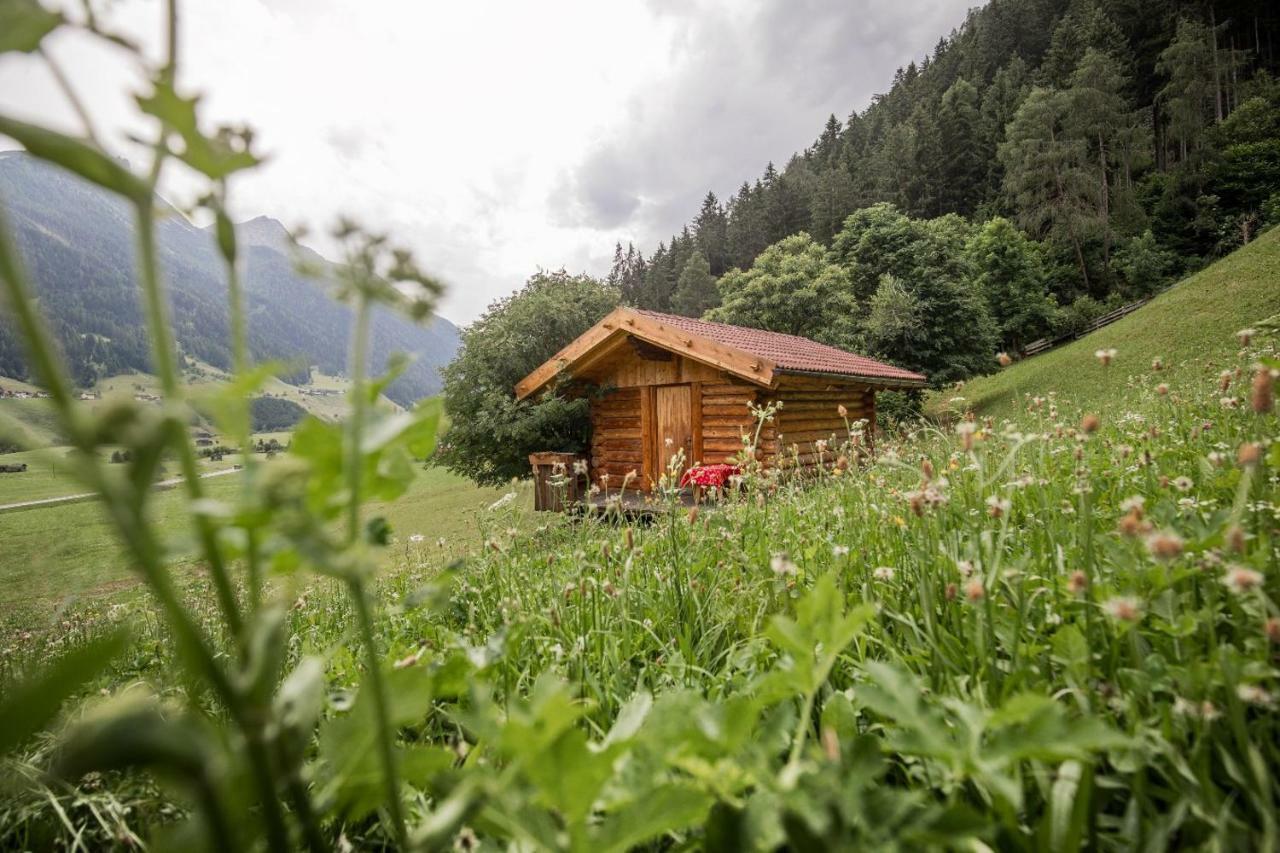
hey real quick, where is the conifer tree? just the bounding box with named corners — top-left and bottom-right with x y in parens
top-left (671, 250), bottom-right (720, 318)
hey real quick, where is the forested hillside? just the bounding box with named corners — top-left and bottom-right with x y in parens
top-left (0, 153), bottom-right (460, 405)
top-left (609, 0), bottom-right (1280, 385)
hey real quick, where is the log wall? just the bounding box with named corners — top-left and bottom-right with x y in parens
top-left (758, 380), bottom-right (875, 469)
top-left (588, 387), bottom-right (644, 489)
top-left (586, 372), bottom-right (876, 488)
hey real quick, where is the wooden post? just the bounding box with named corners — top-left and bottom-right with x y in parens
top-left (528, 452), bottom-right (586, 512)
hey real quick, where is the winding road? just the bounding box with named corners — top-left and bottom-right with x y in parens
top-left (0, 467), bottom-right (240, 514)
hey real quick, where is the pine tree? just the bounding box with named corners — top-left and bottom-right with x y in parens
top-left (1066, 47), bottom-right (1151, 280)
top-left (671, 250), bottom-right (720, 318)
top-left (939, 78), bottom-right (988, 215)
top-left (693, 192), bottom-right (730, 275)
top-left (999, 86), bottom-right (1100, 293)
top-left (1157, 19), bottom-right (1217, 164)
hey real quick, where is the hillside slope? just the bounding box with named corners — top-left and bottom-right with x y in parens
top-left (0, 152), bottom-right (460, 405)
top-left (952, 226), bottom-right (1280, 419)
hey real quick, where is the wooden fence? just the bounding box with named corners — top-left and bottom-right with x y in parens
top-left (1021, 296), bottom-right (1151, 358)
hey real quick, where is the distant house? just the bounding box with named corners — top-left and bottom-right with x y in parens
top-left (516, 308), bottom-right (925, 498)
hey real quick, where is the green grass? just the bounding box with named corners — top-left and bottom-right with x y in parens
top-left (0, 463), bottom-right (528, 611)
top-left (950, 226), bottom-right (1280, 419)
top-left (5, 344), bottom-right (1277, 849)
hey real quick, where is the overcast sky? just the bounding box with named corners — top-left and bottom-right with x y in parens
top-left (0, 0), bottom-right (975, 325)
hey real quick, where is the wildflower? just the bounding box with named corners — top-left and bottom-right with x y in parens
top-left (997, 351), bottom-right (1013, 367)
top-left (1145, 530), bottom-right (1184, 561)
top-left (1220, 396), bottom-right (1238, 409)
top-left (686, 506), bottom-right (699, 524)
top-left (1220, 565), bottom-right (1264, 594)
top-left (964, 578), bottom-right (985, 602)
top-left (955, 421), bottom-right (977, 451)
top-left (1094, 348), bottom-right (1116, 367)
top-left (944, 582), bottom-right (958, 601)
top-left (1151, 356), bottom-right (1163, 371)
top-left (1081, 413), bottom-right (1100, 434)
top-left (1237, 442), bottom-right (1262, 468)
top-left (921, 458), bottom-right (934, 481)
top-left (487, 491), bottom-right (517, 511)
top-left (832, 545), bottom-right (850, 557)
top-left (1252, 366), bottom-right (1275, 414)
top-left (451, 826), bottom-right (480, 853)
top-left (957, 560), bottom-right (975, 578)
top-left (1173, 476), bottom-right (1193, 492)
top-left (408, 533), bottom-right (425, 544)
top-left (874, 566), bottom-right (895, 581)
top-left (1236, 684), bottom-right (1274, 707)
top-left (1265, 617), bottom-right (1280, 644)
top-left (1067, 570), bottom-right (1089, 595)
top-left (1237, 328), bottom-right (1256, 346)
top-left (837, 403), bottom-right (848, 418)
top-left (1219, 370), bottom-right (1234, 392)
top-left (1103, 596), bottom-right (1143, 623)
top-left (1226, 524), bottom-right (1246, 554)
top-left (1119, 495), bottom-right (1145, 513)
top-left (986, 495), bottom-right (1011, 518)
top-left (1208, 451), bottom-right (1226, 467)
top-left (771, 554), bottom-right (798, 577)
top-left (1156, 383), bottom-right (1169, 396)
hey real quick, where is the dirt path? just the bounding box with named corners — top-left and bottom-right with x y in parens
top-left (0, 467), bottom-right (239, 514)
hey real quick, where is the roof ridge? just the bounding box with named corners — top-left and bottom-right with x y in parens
top-left (628, 307), bottom-right (925, 384)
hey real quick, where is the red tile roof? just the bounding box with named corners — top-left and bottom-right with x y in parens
top-left (635, 309), bottom-right (926, 386)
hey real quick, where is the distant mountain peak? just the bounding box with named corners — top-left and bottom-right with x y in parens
top-left (235, 215), bottom-right (294, 250)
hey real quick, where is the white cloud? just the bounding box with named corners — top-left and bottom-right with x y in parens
top-left (0, 0), bottom-right (974, 325)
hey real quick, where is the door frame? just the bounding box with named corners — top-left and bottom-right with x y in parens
top-left (642, 381), bottom-right (702, 488)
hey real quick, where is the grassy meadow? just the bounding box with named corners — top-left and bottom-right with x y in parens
top-left (2, 320), bottom-right (1278, 849)
top-left (1, 239), bottom-right (1277, 849)
top-left (951, 226), bottom-right (1280, 420)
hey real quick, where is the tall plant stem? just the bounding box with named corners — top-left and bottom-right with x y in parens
top-left (216, 206), bottom-right (264, 609)
top-left (133, 199), bottom-right (244, 643)
top-left (344, 294), bottom-right (407, 847)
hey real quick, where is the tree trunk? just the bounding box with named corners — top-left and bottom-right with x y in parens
top-left (1098, 132), bottom-right (1111, 284)
top-left (1211, 7), bottom-right (1224, 122)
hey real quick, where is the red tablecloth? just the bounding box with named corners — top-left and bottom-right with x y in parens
top-left (680, 463), bottom-right (741, 489)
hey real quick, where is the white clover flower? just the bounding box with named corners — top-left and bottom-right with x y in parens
top-left (1220, 565), bottom-right (1264, 595)
top-left (1236, 684), bottom-right (1274, 707)
top-left (873, 566), bottom-right (895, 581)
top-left (832, 545), bottom-right (850, 557)
top-left (408, 533), bottom-right (425, 544)
top-left (1173, 476), bottom-right (1194, 493)
top-left (770, 554), bottom-right (798, 576)
top-left (1103, 596), bottom-right (1143, 623)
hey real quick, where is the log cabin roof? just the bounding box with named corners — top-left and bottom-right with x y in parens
top-left (515, 307), bottom-right (926, 400)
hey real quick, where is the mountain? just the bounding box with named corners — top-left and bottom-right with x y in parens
top-left (0, 151), bottom-right (460, 406)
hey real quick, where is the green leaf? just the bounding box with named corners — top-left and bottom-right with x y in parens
top-left (0, 115), bottom-right (148, 201)
top-left (819, 691), bottom-right (858, 742)
top-left (590, 784), bottom-right (714, 853)
top-left (136, 81), bottom-right (259, 179)
top-left (0, 0), bottom-right (61, 54)
top-left (53, 694), bottom-right (219, 782)
top-left (274, 656), bottom-right (325, 738)
top-left (603, 690), bottom-right (652, 748)
top-left (0, 629), bottom-right (128, 756)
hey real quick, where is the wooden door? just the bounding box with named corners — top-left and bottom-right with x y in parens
top-left (654, 384), bottom-right (693, 481)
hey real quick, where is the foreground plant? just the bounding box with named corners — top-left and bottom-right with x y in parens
top-left (3, 3), bottom-right (1280, 852)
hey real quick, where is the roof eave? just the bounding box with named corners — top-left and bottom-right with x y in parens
top-left (773, 367), bottom-right (928, 390)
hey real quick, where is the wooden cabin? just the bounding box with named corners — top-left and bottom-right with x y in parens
top-left (516, 308), bottom-right (926, 494)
